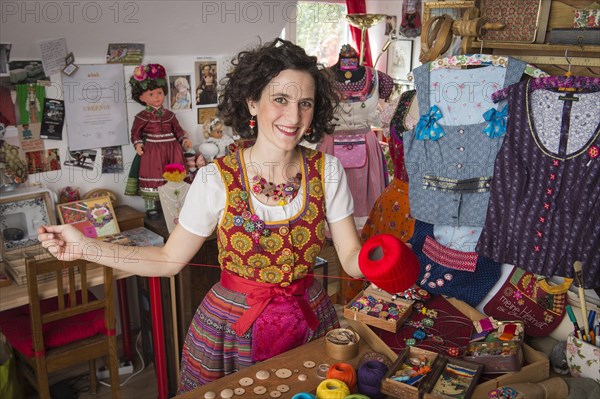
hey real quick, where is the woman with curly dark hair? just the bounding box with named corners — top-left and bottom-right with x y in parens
top-left (37, 39), bottom-right (364, 391)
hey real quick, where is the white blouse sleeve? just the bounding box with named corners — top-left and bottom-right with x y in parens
top-left (324, 154), bottom-right (354, 224)
top-left (178, 163), bottom-right (226, 237)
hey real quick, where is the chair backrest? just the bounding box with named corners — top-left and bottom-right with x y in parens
top-left (25, 255), bottom-right (116, 355)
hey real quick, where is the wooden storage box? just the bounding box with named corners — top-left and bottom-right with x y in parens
top-left (382, 346), bottom-right (440, 399)
top-left (344, 284), bottom-right (413, 333)
top-left (463, 320), bottom-right (525, 373)
top-left (422, 357), bottom-right (483, 399)
top-left (0, 188), bottom-right (57, 286)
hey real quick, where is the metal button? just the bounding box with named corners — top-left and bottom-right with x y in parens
top-left (458, 146), bottom-right (465, 152)
top-left (457, 163), bottom-right (463, 169)
top-left (459, 128), bottom-right (465, 134)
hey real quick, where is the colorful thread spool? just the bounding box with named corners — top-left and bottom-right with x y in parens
top-left (358, 234), bottom-right (419, 293)
top-left (292, 394), bottom-right (317, 399)
top-left (357, 360), bottom-right (388, 399)
top-left (343, 395), bottom-right (370, 399)
top-left (326, 363), bottom-right (357, 391)
top-left (316, 379), bottom-right (350, 399)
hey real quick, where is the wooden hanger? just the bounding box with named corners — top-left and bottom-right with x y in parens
top-left (408, 54), bottom-right (549, 81)
top-left (492, 50), bottom-right (600, 102)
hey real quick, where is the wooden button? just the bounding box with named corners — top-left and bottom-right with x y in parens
top-left (277, 384), bottom-right (290, 392)
top-left (303, 360), bottom-right (316, 369)
top-left (298, 374), bottom-right (308, 381)
top-left (204, 392), bottom-right (216, 399)
top-left (234, 388), bottom-right (245, 395)
top-left (256, 370), bottom-right (270, 380)
top-left (253, 386), bottom-right (267, 395)
top-left (220, 388), bottom-right (234, 398)
top-left (275, 368), bottom-right (292, 379)
top-left (239, 377), bottom-right (254, 386)
top-left (270, 391), bottom-right (281, 398)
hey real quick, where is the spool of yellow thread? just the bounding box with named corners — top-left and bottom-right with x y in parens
top-left (316, 379), bottom-right (350, 399)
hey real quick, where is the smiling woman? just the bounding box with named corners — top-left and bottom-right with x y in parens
top-left (37, 39), bottom-right (365, 393)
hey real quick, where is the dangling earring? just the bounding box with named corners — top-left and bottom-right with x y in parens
top-left (249, 116), bottom-right (256, 135)
top-left (305, 127), bottom-right (312, 136)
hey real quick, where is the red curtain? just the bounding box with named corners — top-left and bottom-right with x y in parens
top-left (346, 0), bottom-right (373, 66)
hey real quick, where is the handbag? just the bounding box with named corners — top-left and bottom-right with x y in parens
top-left (483, 267), bottom-right (572, 337)
top-left (333, 133), bottom-right (367, 169)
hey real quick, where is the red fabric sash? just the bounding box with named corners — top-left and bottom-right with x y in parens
top-left (221, 271), bottom-right (319, 337)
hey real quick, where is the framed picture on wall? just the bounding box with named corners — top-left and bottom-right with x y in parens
top-left (387, 39), bottom-right (413, 82)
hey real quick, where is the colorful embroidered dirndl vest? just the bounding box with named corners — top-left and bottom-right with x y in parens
top-left (213, 146), bottom-right (327, 286)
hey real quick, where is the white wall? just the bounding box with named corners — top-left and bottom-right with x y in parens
top-left (366, 0), bottom-right (421, 75)
top-left (1, 0), bottom-right (297, 210)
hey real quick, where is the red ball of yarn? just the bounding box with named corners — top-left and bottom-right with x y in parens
top-left (358, 234), bottom-right (419, 293)
top-left (327, 363), bottom-right (356, 391)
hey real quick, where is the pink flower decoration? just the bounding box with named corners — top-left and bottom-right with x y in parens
top-left (163, 163), bottom-right (185, 173)
top-left (513, 291), bottom-right (523, 300)
top-left (133, 65), bottom-right (147, 81)
top-left (147, 64), bottom-right (163, 79)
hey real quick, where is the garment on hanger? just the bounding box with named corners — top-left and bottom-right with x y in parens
top-left (408, 220), bottom-right (502, 307)
top-left (403, 57), bottom-right (527, 227)
top-left (361, 90), bottom-right (417, 243)
top-left (318, 45), bottom-right (394, 232)
top-left (477, 79), bottom-right (600, 288)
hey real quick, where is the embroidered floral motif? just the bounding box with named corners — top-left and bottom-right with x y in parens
top-left (230, 233), bottom-right (253, 255)
top-left (248, 253), bottom-right (270, 269)
top-left (291, 226), bottom-right (311, 248)
top-left (260, 266), bottom-right (284, 283)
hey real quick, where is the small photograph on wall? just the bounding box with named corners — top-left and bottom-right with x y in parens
top-left (195, 60), bottom-right (218, 107)
top-left (198, 107), bottom-right (218, 125)
top-left (106, 43), bottom-right (145, 65)
top-left (101, 146), bottom-right (124, 173)
top-left (0, 43), bottom-right (11, 76)
top-left (385, 15), bottom-right (398, 36)
top-left (64, 148), bottom-right (97, 171)
top-left (8, 60), bottom-right (48, 86)
top-left (18, 123), bottom-right (43, 151)
top-left (45, 148), bottom-right (61, 172)
top-left (16, 84), bottom-right (45, 125)
top-left (387, 39), bottom-right (413, 82)
top-left (169, 74), bottom-right (193, 111)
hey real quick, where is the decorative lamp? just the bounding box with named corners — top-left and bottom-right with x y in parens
top-left (344, 13), bottom-right (387, 66)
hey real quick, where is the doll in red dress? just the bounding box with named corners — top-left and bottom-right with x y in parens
top-left (125, 64), bottom-right (192, 216)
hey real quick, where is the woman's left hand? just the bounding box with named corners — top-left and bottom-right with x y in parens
top-left (182, 138), bottom-right (192, 150)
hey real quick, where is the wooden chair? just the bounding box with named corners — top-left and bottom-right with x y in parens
top-left (0, 256), bottom-right (121, 398)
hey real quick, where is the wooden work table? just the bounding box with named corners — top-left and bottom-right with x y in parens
top-left (173, 334), bottom-right (373, 398)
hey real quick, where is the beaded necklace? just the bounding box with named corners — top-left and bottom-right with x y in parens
top-left (248, 147), bottom-right (302, 206)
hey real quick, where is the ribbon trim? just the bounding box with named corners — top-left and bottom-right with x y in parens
top-left (416, 105), bottom-right (445, 141)
top-left (220, 271), bottom-right (318, 337)
top-left (482, 105), bottom-right (508, 138)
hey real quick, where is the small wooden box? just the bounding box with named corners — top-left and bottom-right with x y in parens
top-left (463, 320), bottom-right (525, 373)
top-left (343, 284), bottom-right (413, 333)
top-left (382, 346), bottom-right (440, 399)
top-left (422, 357), bottom-right (483, 399)
top-left (0, 188), bottom-right (57, 286)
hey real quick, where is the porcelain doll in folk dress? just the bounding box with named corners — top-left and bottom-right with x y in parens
top-left (124, 64), bottom-right (192, 216)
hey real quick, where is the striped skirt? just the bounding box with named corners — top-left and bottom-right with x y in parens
top-left (177, 279), bottom-right (339, 393)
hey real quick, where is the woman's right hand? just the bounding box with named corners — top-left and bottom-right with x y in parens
top-left (135, 143), bottom-right (144, 156)
top-left (38, 225), bottom-right (88, 261)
